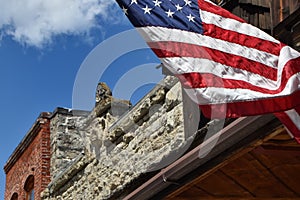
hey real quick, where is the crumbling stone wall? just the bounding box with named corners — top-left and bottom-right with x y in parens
top-left (50, 108), bottom-right (89, 180)
top-left (42, 76), bottom-right (193, 200)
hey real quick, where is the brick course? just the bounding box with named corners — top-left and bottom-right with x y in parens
top-left (4, 114), bottom-right (51, 200)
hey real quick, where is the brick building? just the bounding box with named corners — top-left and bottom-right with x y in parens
top-left (4, 113), bottom-right (51, 200)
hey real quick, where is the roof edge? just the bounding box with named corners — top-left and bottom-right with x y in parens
top-left (48, 107), bottom-right (91, 119)
top-left (3, 112), bottom-right (51, 173)
top-left (3, 107), bottom-right (90, 174)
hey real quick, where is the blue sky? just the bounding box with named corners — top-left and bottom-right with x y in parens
top-left (0, 1), bottom-right (161, 198)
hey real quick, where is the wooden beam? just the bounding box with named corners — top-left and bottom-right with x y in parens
top-left (165, 126), bottom-right (286, 199)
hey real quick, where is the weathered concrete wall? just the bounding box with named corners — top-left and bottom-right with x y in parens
top-left (42, 76), bottom-right (193, 200)
top-left (50, 108), bottom-right (89, 180)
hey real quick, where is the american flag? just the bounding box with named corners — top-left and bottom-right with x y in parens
top-left (116, 0), bottom-right (300, 142)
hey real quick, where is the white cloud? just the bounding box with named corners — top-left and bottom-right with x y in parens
top-left (0, 0), bottom-right (120, 48)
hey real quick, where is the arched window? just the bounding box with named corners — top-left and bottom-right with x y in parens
top-left (10, 192), bottom-right (18, 200)
top-left (24, 175), bottom-right (34, 200)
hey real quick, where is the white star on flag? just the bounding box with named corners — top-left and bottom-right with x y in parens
top-left (184, 0), bottom-right (192, 6)
top-left (187, 13), bottom-right (195, 22)
top-left (175, 4), bottom-right (183, 11)
top-left (153, 0), bottom-right (162, 7)
top-left (142, 5), bottom-right (152, 14)
top-left (122, 6), bottom-right (128, 15)
top-left (166, 9), bottom-right (175, 17)
top-left (131, 0), bottom-right (138, 4)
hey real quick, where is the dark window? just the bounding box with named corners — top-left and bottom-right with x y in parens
top-left (10, 193), bottom-right (18, 200)
top-left (24, 175), bottom-right (34, 200)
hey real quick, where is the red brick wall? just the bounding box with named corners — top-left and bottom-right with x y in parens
top-left (4, 117), bottom-right (51, 200)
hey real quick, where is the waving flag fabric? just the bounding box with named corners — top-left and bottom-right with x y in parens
top-left (116, 0), bottom-right (300, 142)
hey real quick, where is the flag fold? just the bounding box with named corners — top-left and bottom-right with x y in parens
top-left (116, 0), bottom-right (300, 142)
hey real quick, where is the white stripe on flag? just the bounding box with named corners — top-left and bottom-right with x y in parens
top-left (137, 26), bottom-right (278, 68)
top-left (278, 46), bottom-right (300, 75)
top-left (200, 10), bottom-right (280, 44)
top-left (185, 73), bottom-right (300, 104)
top-left (285, 109), bottom-right (300, 130)
top-left (161, 57), bottom-right (279, 88)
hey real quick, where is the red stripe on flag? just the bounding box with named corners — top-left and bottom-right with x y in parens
top-left (295, 105), bottom-right (300, 113)
top-left (198, 0), bottom-right (245, 23)
top-left (179, 56), bottom-right (300, 93)
top-left (202, 23), bottom-right (281, 56)
top-left (149, 41), bottom-right (278, 80)
top-left (179, 73), bottom-right (281, 93)
top-left (199, 89), bottom-right (300, 118)
top-left (274, 110), bottom-right (300, 143)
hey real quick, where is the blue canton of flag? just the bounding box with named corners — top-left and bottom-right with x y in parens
top-left (117, 0), bottom-right (203, 34)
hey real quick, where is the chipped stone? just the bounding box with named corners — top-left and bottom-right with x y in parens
top-left (43, 77), bottom-right (190, 200)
